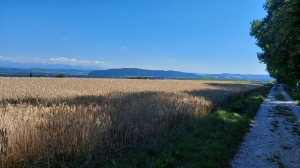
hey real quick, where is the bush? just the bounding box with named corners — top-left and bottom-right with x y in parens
top-left (56, 74), bottom-right (65, 78)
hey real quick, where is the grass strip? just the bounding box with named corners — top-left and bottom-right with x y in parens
top-left (283, 85), bottom-right (300, 105)
top-left (98, 84), bottom-right (273, 168)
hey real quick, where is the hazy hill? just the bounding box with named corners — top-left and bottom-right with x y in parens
top-left (88, 68), bottom-right (201, 78)
top-left (89, 68), bottom-right (274, 81)
top-left (200, 73), bottom-right (274, 81)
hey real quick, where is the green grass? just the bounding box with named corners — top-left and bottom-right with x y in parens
top-left (283, 85), bottom-right (300, 105)
top-left (97, 84), bottom-right (273, 168)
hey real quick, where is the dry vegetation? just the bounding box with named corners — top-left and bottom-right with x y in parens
top-left (0, 77), bottom-right (265, 167)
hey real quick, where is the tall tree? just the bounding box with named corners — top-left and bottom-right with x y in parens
top-left (250, 0), bottom-right (300, 83)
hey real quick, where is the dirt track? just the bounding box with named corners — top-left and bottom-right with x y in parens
top-left (231, 85), bottom-right (300, 168)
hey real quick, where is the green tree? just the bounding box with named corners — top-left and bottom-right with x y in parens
top-left (250, 0), bottom-right (300, 83)
top-left (56, 74), bottom-right (65, 78)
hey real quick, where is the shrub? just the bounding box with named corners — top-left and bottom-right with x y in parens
top-left (56, 74), bottom-right (65, 78)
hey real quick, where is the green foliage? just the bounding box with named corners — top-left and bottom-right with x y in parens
top-left (56, 74), bottom-right (65, 78)
top-left (250, 0), bottom-right (300, 83)
top-left (154, 154), bottom-right (175, 168)
top-left (229, 100), bottom-right (245, 112)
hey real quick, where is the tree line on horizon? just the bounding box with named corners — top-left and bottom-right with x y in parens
top-left (250, 0), bottom-right (300, 83)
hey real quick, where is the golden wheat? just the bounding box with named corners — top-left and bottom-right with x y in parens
top-left (0, 77), bottom-right (264, 167)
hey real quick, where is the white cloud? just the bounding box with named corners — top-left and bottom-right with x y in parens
top-left (62, 38), bottom-right (66, 40)
top-left (0, 56), bottom-right (106, 67)
top-left (94, 61), bottom-right (105, 64)
top-left (50, 57), bottom-right (68, 62)
top-left (122, 47), bottom-right (127, 50)
top-left (48, 57), bottom-right (106, 66)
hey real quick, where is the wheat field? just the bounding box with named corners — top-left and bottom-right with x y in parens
top-left (0, 77), bottom-right (264, 167)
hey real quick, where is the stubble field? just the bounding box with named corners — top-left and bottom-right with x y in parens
top-left (0, 77), bottom-right (265, 167)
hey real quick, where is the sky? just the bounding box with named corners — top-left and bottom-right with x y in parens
top-left (0, 0), bottom-right (268, 74)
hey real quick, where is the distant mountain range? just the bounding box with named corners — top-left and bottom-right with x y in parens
top-left (89, 68), bottom-right (274, 81)
top-left (0, 66), bottom-right (274, 81)
top-left (88, 68), bottom-right (201, 78)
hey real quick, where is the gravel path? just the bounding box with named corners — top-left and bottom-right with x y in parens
top-left (231, 85), bottom-right (300, 168)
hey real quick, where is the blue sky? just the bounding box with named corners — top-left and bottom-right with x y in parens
top-left (0, 0), bottom-right (267, 74)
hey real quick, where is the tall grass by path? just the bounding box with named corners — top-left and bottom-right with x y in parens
top-left (283, 85), bottom-right (300, 105)
top-left (103, 84), bottom-right (273, 168)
